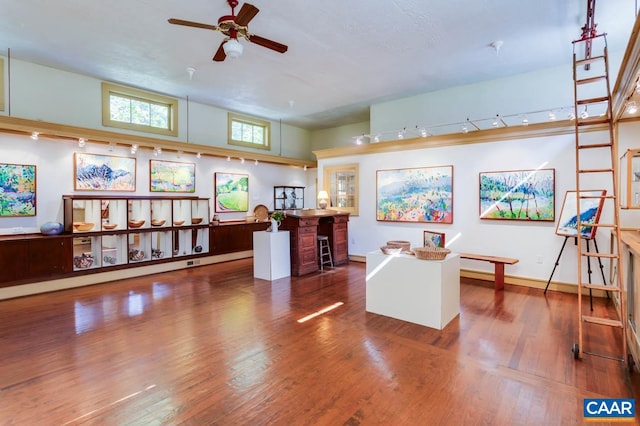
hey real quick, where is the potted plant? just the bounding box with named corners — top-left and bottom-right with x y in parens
top-left (270, 210), bottom-right (285, 223)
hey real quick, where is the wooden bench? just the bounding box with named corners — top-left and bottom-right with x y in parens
top-left (459, 253), bottom-right (519, 291)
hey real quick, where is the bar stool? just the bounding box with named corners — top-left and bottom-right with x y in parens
top-left (317, 235), bottom-right (333, 271)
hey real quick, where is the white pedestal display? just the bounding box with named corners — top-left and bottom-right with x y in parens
top-left (253, 231), bottom-right (291, 280)
top-left (365, 251), bottom-right (460, 330)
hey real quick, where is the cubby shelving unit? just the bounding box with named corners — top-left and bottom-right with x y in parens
top-left (63, 195), bottom-right (210, 272)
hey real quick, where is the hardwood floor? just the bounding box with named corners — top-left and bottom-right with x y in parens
top-left (1, 259), bottom-right (638, 425)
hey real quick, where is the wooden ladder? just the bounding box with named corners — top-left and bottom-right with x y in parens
top-left (571, 34), bottom-right (626, 362)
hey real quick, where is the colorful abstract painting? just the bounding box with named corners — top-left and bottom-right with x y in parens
top-left (479, 168), bottom-right (555, 221)
top-left (556, 190), bottom-right (606, 239)
top-left (74, 153), bottom-right (136, 191)
top-left (150, 160), bottom-right (195, 192)
top-left (0, 163), bottom-right (36, 217)
top-left (376, 166), bottom-right (453, 223)
top-left (215, 173), bottom-right (249, 212)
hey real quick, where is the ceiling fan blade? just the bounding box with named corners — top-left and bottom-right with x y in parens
top-left (249, 34), bottom-right (288, 53)
top-left (168, 18), bottom-right (219, 31)
top-left (213, 41), bottom-right (227, 62)
top-left (234, 3), bottom-right (259, 27)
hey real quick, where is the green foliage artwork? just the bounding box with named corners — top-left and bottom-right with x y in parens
top-left (0, 163), bottom-right (36, 217)
top-left (150, 160), bottom-right (195, 192)
top-left (479, 168), bottom-right (555, 221)
top-left (215, 173), bottom-right (249, 212)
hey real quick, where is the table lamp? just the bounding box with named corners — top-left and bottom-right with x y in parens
top-left (317, 190), bottom-right (329, 209)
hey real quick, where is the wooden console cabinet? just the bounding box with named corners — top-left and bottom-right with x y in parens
top-left (279, 209), bottom-right (349, 276)
top-left (0, 234), bottom-right (72, 288)
top-left (210, 221), bottom-right (270, 255)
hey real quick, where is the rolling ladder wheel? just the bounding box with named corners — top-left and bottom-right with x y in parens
top-left (571, 33), bottom-right (626, 363)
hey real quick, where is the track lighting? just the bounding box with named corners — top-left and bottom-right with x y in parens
top-left (568, 111), bottom-right (576, 120)
top-left (521, 117), bottom-right (529, 126)
top-left (31, 132), bottom-right (39, 140)
top-left (374, 135), bottom-right (380, 143)
top-left (461, 124), bottom-right (468, 134)
top-left (130, 144), bottom-right (138, 154)
top-left (580, 106), bottom-right (589, 119)
top-left (226, 156), bottom-right (231, 161)
top-left (154, 147), bottom-right (162, 156)
top-left (196, 152), bottom-right (201, 159)
top-left (548, 111), bottom-right (556, 121)
top-left (304, 165), bottom-right (308, 171)
top-left (240, 158), bottom-right (245, 164)
top-left (397, 128), bottom-right (405, 139)
top-left (254, 159), bottom-right (258, 165)
top-left (355, 136), bottom-right (363, 145)
top-left (626, 101), bottom-right (638, 115)
top-left (420, 128), bottom-right (428, 137)
top-left (78, 138), bottom-right (86, 147)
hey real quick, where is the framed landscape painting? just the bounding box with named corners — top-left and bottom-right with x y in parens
top-left (150, 160), bottom-right (195, 192)
top-left (215, 173), bottom-right (249, 212)
top-left (555, 190), bottom-right (606, 239)
top-left (376, 165), bottom-right (453, 223)
top-left (479, 168), bottom-right (555, 221)
top-left (74, 153), bottom-right (136, 191)
top-left (423, 230), bottom-right (445, 248)
top-left (0, 163), bottom-right (36, 217)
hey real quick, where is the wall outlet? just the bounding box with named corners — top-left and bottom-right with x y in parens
top-left (536, 255), bottom-right (543, 264)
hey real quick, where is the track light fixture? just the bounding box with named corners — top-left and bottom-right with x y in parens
top-left (304, 165), bottom-right (308, 171)
top-left (254, 159), bottom-right (258, 165)
top-left (580, 106), bottom-right (589, 119)
top-left (240, 158), bottom-right (245, 164)
top-left (548, 111), bottom-right (556, 120)
top-left (521, 116), bottom-right (529, 126)
top-left (196, 152), bottom-right (201, 159)
top-left (78, 138), bottom-right (86, 147)
top-left (31, 132), bottom-right (39, 140)
top-left (226, 156), bottom-right (231, 161)
top-left (626, 101), bottom-right (638, 115)
top-left (130, 144), bottom-right (138, 154)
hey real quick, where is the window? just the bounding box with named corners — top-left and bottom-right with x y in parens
top-left (228, 112), bottom-right (270, 150)
top-left (101, 82), bottom-right (178, 137)
top-left (323, 164), bottom-right (359, 216)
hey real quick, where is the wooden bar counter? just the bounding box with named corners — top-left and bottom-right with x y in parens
top-left (279, 209), bottom-right (350, 276)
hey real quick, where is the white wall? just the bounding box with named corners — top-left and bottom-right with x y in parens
top-left (0, 133), bottom-right (311, 234)
top-left (310, 121), bottom-right (370, 151)
top-left (3, 58), bottom-right (314, 161)
top-left (318, 127), bottom-right (627, 286)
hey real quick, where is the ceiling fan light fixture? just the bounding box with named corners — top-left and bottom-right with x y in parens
top-left (223, 38), bottom-right (243, 59)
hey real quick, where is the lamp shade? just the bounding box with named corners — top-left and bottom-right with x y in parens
top-left (317, 190), bottom-right (329, 209)
top-left (223, 39), bottom-right (243, 59)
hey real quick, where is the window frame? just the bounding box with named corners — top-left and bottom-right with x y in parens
top-left (227, 112), bottom-right (271, 151)
top-left (101, 82), bottom-right (178, 137)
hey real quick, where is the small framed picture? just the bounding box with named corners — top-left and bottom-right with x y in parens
top-left (423, 230), bottom-right (445, 248)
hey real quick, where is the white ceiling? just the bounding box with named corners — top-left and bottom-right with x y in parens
top-left (0, 0), bottom-right (637, 130)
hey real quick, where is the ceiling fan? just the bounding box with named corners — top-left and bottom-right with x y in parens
top-left (168, 0), bottom-right (288, 62)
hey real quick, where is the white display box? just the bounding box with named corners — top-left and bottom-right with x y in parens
top-left (253, 231), bottom-right (291, 281)
top-left (365, 250), bottom-right (460, 330)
